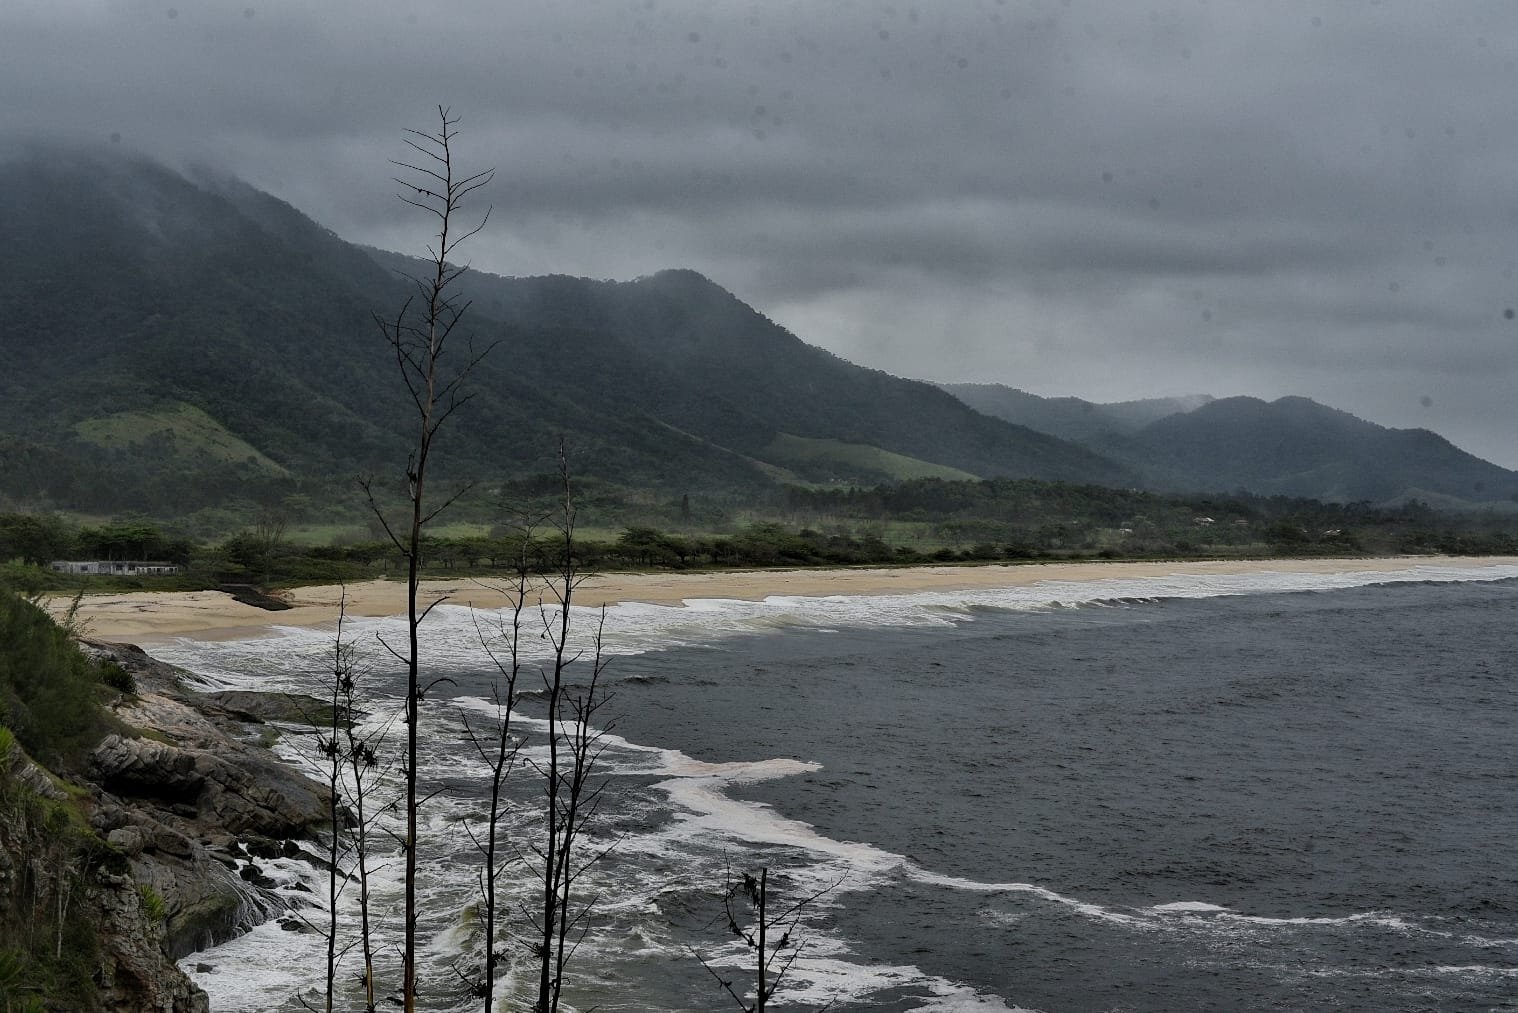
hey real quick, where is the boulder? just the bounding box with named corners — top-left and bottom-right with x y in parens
top-left (198, 690), bottom-right (348, 727)
top-left (90, 734), bottom-right (330, 838)
top-left (107, 826), bottom-right (148, 857)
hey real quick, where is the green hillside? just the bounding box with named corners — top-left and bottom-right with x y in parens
top-left (73, 403), bottom-right (289, 476)
top-left (5, 143), bottom-right (1511, 524)
top-left (0, 144), bottom-right (1136, 520)
top-left (764, 433), bottom-right (979, 484)
top-left (1096, 396), bottom-right (1518, 507)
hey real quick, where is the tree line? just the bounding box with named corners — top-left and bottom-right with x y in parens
top-left (6, 483), bottom-right (1518, 596)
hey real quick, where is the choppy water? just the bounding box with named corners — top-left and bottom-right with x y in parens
top-left (157, 563), bottom-right (1518, 1012)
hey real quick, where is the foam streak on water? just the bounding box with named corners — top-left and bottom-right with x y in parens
top-left (159, 563), bottom-right (1518, 1011)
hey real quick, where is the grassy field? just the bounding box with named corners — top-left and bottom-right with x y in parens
top-left (73, 402), bottom-right (289, 476)
top-left (764, 433), bottom-right (980, 484)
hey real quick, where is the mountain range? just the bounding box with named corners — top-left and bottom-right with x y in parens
top-left (941, 384), bottom-right (1518, 509)
top-left (1, 142), bottom-right (1514, 520)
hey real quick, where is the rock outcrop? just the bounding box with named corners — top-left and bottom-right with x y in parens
top-left (90, 868), bottom-right (212, 1013)
top-left (0, 640), bottom-right (335, 1010)
top-left (90, 731), bottom-right (327, 839)
top-left (0, 744), bottom-right (210, 1012)
top-left (88, 643), bottom-right (333, 961)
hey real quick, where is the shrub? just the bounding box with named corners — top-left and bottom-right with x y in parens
top-left (96, 661), bottom-right (136, 696)
top-left (137, 884), bottom-right (167, 923)
top-left (0, 592), bottom-right (117, 772)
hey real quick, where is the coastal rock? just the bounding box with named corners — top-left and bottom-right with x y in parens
top-left (92, 871), bottom-right (211, 1013)
top-left (90, 730), bottom-right (328, 838)
top-left (81, 737), bottom-right (298, 957)
top-left (74, 642), bottom-right (334, 992)
top-left (6, 747), bottom-right (69, 802)
top-left (198, 689), bottom-right (347, 727)
top-left (91, 735), bottom-right (203, 800)
top-left (136, 846), bottom-right (262, 959)
top-left (107, 825), bottom-right (148, 857)
top-left (0, 741), bottom-right (212, 1011)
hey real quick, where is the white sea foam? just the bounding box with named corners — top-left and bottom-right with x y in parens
top-left (165, 562), bottom-right (1518, 1010)
top-left (1151, 900), bottom-right (1229, 913)
top-left (1146, 901), bottom-right (1412, 928)
top-left (151, 562), bottom-right (1518, 686)
top-left (909, 868), bottom-right (1142, 926)
top-left (1302, 962), bottom-right (1518, 979)
top-left (1224, 911), bottom-right (1416, 931)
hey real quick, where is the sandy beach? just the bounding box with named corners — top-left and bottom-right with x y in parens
top-left (43, 555), bottom-right (1518, 646)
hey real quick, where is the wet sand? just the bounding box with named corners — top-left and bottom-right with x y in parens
top-left (45, 555), bottom-right (1518, 645)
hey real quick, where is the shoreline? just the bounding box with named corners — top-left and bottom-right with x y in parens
top-left (47, 554), bottom-right (1518, 645)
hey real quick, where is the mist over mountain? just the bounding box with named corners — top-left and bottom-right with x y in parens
top-left (939, 384), bottom-right (1214, 443)
top-left (3, 143), bottom-right (1513, 521)
top-left (0, 144), bottom-right (1139, 518)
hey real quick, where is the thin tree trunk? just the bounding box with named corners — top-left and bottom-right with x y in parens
top-left (531, 452), bottom-right (614, 1013)
top-left (755, 868), bottom-right (768, 1013)
top-left (366, 106), bottom-right (493, 1012)
top-left (462, 525), bottom-right (529, 1010)
top-left (323, 618), bottom-right (343, 1013)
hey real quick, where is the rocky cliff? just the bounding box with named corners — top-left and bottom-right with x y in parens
top-left (0, 640), bottom-right (332, 1011)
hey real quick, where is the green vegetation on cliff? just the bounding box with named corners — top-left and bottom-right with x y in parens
top-left (0, 592), bottom-right (156, 1011)
top-left (0, 744), bottom-right (116, 1013)
top-left (0, 593), bottom-right (126, 773)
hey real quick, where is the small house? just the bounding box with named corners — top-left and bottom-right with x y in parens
top-left (49, 560), bottom-right (182, 576)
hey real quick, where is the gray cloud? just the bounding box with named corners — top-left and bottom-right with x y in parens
top-left (5, 0), bottom-right (1518, 466)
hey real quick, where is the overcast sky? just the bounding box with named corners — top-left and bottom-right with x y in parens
top-left (6, 1), bottom-right (1518, 466)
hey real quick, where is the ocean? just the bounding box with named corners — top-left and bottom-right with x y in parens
top-left (153, 563), bottom-right (1518, 1012)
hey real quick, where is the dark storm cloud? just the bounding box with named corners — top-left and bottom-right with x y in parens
top-left (5, 0), bottom-right (1518, 464)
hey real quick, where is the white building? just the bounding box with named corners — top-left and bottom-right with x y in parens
top-left (49, 560), bottom-right (181, 576)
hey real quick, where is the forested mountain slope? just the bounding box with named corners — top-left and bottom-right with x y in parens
top-left (1094, 395), bottom-right (1518, 507)
top-left (6, 144), bottom-right (1506, 518)
top-left (0, 144), bottom-right (1133, 516)
top-left (941, 381), bottom-right (1518, 508)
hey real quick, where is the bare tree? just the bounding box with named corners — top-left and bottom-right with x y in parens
top-left (359, 105), bottom-right (494, 1013)
top-left (357, 108), bottom-right (611, 1013)
top-left (456, 514), bottom-right (535, 1010)
top-left (693, 865), bottom-right (840, 1013)
top-left (252, 505), bottom-right (288, 566)
top-left (300, 592), bottom-right (390, 1013)
top-left (525, 447), bottom-right (617, 1013)
top-left (313, 605), bottom-right (348, 1013)
top-left (338, 633), bottom-right (388, 1013)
